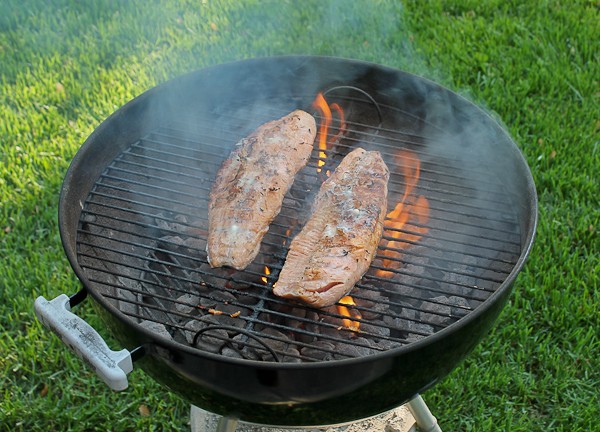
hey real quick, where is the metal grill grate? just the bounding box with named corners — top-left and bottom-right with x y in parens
top-left (77, 97), bottom-right (521, 363)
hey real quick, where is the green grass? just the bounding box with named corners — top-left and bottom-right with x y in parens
top-left (1, 0), bottom-right (598, 430)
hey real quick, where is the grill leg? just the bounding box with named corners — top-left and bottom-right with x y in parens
top-left (407, 394), bottom-right (442, 432)
top-left (216, 417), bottom-right (239, 432)
top-left (190, 405), bottom-right (239, 432)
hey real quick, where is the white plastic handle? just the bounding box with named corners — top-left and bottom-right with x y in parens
top-left (34, 294), bottom-right (133, 391)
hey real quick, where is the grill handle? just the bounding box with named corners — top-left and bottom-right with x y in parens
top-left (34, 294), bottom-right (133, 391)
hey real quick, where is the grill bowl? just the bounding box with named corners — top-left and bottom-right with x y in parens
top-left (58, 56), bottom-right (536, 426)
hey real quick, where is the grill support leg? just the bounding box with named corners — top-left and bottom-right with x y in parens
top-left (190, 405), bottom-right (240, 432)
top-left (216, 417), bottom-right (239, 432)
top-left (407, 394), bottom-right (442, 432)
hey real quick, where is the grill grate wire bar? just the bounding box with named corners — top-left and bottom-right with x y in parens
top-left (77, 105), bottom-right (521, 363)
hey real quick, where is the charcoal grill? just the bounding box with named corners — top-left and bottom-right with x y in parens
top-left (34, 56), bottom-right (537, 427)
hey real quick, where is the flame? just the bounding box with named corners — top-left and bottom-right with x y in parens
top-left (329, 103), bottom-right (346, 143)
top-left (337, 295), bottom-right (361, 332)
top-left (261, 266), bottom-right (271, 284)
top-left (282, 228), bottom-right (292, 246)
top-left (377, 150), bottom-right (431, 277)
top-left (312, 93), bottom-right (346, 174)
top-left (313, 93), bottom-right (331, 171)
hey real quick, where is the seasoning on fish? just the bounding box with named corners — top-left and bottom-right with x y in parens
top-left (207, 110), bottom-right (316, 270)
top-left (274, 148), bottom-right (389, 307)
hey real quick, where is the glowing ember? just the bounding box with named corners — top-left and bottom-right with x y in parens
top-left (312, 93), bottom-right (346, 174)
top-left (337, 295), bottom-right (361, 332)
top-left (377, 149), bottom-right (431, 277)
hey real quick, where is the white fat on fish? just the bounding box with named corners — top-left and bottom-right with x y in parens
top-left (323, 224), bottom-right (336, 238)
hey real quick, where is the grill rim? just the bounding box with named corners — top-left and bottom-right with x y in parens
top-left (58, 55), bottom-right (538, 371)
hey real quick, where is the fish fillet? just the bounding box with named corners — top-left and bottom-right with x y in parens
top-left (207, 110), bottom-right (316, 270)
top-left (274, 148), bottom-right (389, 307)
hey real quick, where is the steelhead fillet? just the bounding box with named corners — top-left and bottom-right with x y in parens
top-left (207, 110), bottom-right (316, 270)
top-left (274, 148), bottom-right (389, 307)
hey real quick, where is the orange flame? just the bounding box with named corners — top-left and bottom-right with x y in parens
top-left (261, 266), bottom-right (271, 284)
top-left (312, 93), bottom-right (346, 174)
top-left (377, 150), bottom-right (431, 277)
top-left (282, 228), bottom-right (292, 246)
top-left (337, 295), bottom-right (361, 332)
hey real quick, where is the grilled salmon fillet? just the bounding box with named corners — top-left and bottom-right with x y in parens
top-left (273, 148), bottom-right (389, 307)
top-left (207, 110), bottom-right (316, 270)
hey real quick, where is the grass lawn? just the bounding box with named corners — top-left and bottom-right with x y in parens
top-left (1, 0), bottom-right (598, 430)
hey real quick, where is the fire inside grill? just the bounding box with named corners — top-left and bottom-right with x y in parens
top-left (76, 88), bottom-right (521, 363)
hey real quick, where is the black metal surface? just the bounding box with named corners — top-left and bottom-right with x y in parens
top-left (56, 56), bottom-right (537, 425)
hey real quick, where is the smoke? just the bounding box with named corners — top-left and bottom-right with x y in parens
top-left (158, 0), bottom-right (428, 77)
top-left (2, 0), bottom-right (529, 280)
top-left (121, 0), bottom-right (527, 239)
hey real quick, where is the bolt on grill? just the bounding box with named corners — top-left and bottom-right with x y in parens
top-left (76, 93), bottom-right (521, 363)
